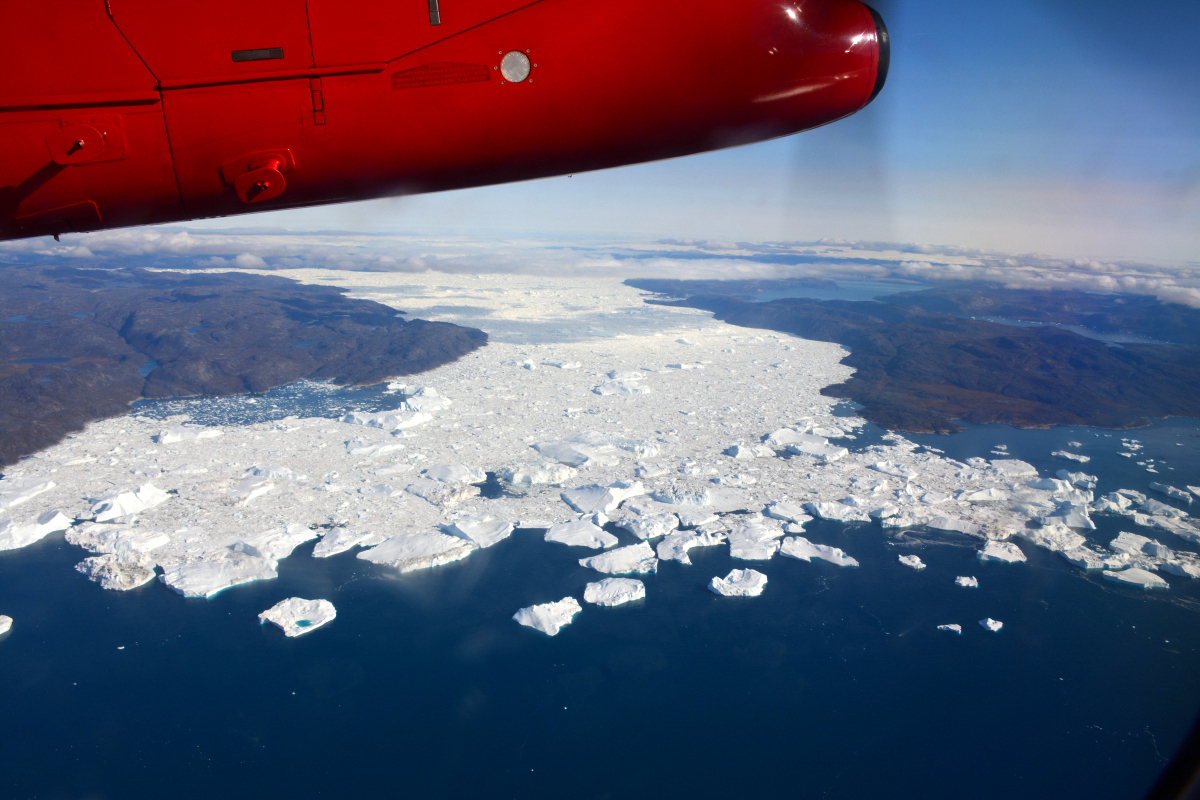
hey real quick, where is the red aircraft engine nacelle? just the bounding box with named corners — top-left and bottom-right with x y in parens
top-left (0, 0), bottom-right (888, 241)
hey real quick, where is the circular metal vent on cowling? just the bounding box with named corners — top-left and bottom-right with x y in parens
top-left (500, 51), bottom-right (531, 83)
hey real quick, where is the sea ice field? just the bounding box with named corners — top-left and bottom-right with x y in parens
top-left (1, 271), bottom-right (1199, 799)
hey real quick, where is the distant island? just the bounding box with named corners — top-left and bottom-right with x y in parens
top-left (631, 280), bottom-right (1200, 433)
top-left (0, 266), bottom-right (486, 467)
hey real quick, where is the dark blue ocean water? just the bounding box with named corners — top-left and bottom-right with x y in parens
top-left (3, 402), bottom-right (1199, 799)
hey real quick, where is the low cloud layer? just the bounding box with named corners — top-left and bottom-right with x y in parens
top-left (3, 227), bottom-right (1199, 307)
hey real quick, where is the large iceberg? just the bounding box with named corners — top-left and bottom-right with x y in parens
top-left (578, 542), bottom-right (658, 574)
top-left (656, 529), bottom-right (727, 565)
top-left (938, 624), bottom-right (963, 634)
top-left (0, 510), bottom-right (73, 551)
top-left (544, 520), bottom-right (618, 549)
top-left (980, 618), bottom-right (1004, 632)
top-left (0, 615), bottom-right (11, 635)
top-left (341, 409), bottom-right (432, 431)
top-left (312, 527), bottom-right (381, 558)
top-left (561, 481), bottom-right (644, 515)
top-left (1102, 568), bottom-right (1169, 589)
top-left (159, 546), bottom-right (281, 598)
top-left (90, 483), bottom-right (171, 522)
top-left (0, 477), bottom-right (55, 512)
top-left (727, 521), bottom-right (784, 560)
top-left (513, 597), bottom-right (582, 635)
top-left (358, 532), bottom-right (476, 573)
top-left (583, 577), bottom-right (645, 606)
top-left (497, 462), bottom-right (577, 487)
top-left (780, 536), bottom-right (859, 567)
top-left (258, 597), bottom-right (337, 637)
top-left (421, 465), bottom-right (487, 484)
top-left (899, 554), bottom-right (926, 570)
top-left (709, 568), bottom-right (768, 597)
top-left (614, 511), bottom-right (678, 540)
top-left (955, 576), bottom-right (979, 588)
top-left (76, 553), bottom-right (158, 591)
top-left (441, 517), bottom-right (514, 548)
top-left (978, 541), bottom-right (1027, 563)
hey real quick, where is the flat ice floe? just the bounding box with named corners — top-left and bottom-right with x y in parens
top-left (727, 520), bottom-right (785, 560)
top-left (978, 541), bottom-right (1027, 563)
top-left (980, 618), bottom-right (1004, 632)
top-left (1102, 568), bottom-right (1169, 589)
top-left (578, 541), bottom-right (658, 574)
top-left (955, 576), bottom-right (979, 588)
top-left (583, 577), bottom-right (645, 606)
top-left (160, 546), bottom-right (282, 598)
top-left (544, 520), bottom-right (618, 549)
top-left (937, 624), bottom-right (962, 634)
top-left (258, 597), bottom-right (337, 637)
top-left (513, 597), bottom-right (582, 635)
top-left (780, 536), bottom-right (859, 567)
top-left (899, 554), bottom-right (926, 570)
top-left (358, 532), bottom-right (476, 573)
top-left (709, 568), bottom-right (768, 597)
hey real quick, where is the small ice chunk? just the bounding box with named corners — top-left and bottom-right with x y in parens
top-left (937, 624), bottom-right (962, 634)
top-left (656, 529), bottom-right (727, 565)
top-left (544, 520), bottom-right (618, 549)
top-left (803, 501), bottom-right (870, 524)
top-left (786, 440), bottom-right (848, 462)
top-left (258, 598), bottom-right (336, 637)
top-left (578, 541), bottom-right (658, 574)
top-left (513, 597), bottom-right (582, 636)
top-left (421, 465), bottom-right (487, 484)
top-left (708, 568), bottom-right (767, 597)
top-left (357, 532), bottom-right (476, 573)
top-left (780, 536), bottom-right (859, 567)
top-left (980, 618), bottom-right (1004, 632)
top-left (593, 380), bottom-right (650, 395)
top-left (154, 426), bottom-right (223, 444)
top-left (583, 577), bottom-right (645, 606)
top-left (724, 443), bottom-right (773, 459)
top-left (899, 554), bottom-right (926, 570)
top-left (341, 409), bottom-right (433, 431)
top-left (441, 517), bottom-right (514, 548)
top-left (1102, 568), bottom-right (1169, 589)
top-left (871, 460), bottom-right (918, 481)
top-left (1052, 450), bottom-right (1091, 463)
top-left (0, 615), bottom-right (11, 635)
top-left (497, 462), bottom-right (577, 487)
top-left (955, 576), bottom-right (979, 588)
top-left (977, 541), bottom-right (1027, 563)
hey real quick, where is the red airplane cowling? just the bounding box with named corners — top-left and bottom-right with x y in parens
top-left (0, 0), bottom-right (888, 241)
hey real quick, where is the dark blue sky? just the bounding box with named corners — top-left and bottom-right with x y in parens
top-left (196, 1), bottom-right (1200, 262)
